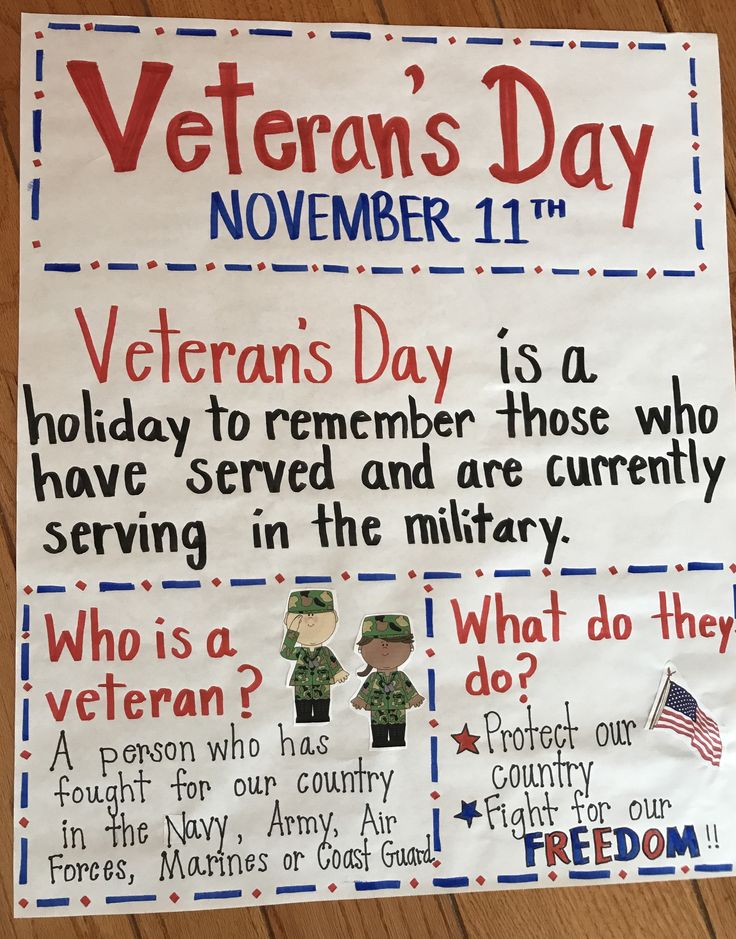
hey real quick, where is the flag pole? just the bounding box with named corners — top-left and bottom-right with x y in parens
top-left (647, 664), bottom-right (676, 729)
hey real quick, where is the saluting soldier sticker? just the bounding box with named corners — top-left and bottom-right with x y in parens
top-left (351, 614), bottom-right (425, 748)
top-left (280, 590), bottom-right (348, 723)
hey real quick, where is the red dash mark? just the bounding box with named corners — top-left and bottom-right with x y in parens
top-left (404, 64), bottom-right (425, 94)
top-left (230, 28), bottom-right (239, 37)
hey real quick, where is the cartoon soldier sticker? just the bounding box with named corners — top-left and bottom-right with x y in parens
top-left (351, 614), bottom-right (424, 748)
top-left (280, 590), bottom-right (348, 723)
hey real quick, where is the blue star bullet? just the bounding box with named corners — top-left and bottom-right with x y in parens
top-left (454, 799), bottom-right (482, 828)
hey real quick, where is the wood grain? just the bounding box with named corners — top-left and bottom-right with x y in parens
top-left (1, 1), bottom-right (733, 936)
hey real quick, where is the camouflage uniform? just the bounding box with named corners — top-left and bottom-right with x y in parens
top-left (281, 590), bottom-right (343, 723)
top-left (357, 670), bottom-right (418, 725)
top-left (356, 614), bottom-right (422, 748)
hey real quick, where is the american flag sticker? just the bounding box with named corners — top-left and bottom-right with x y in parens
top-left (649, 669), bottom-right (723, 767)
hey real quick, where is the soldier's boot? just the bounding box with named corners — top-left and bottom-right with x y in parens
top-left (313, 698), bottom-right (330, 722)
top-left (387, 723), bottom-right (406, 747)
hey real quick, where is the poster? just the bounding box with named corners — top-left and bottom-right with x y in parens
top-left (15, 14), bottom-right (736, 917)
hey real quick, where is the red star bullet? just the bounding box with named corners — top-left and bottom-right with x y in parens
top-left (451, 723), bottom-right (480, 754)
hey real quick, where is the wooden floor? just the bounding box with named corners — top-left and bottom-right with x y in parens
top-left (2, 0), bottom-right (735, 936)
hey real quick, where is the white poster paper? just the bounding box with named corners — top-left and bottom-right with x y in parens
top-left (15, 13), bottom-right (736, 917)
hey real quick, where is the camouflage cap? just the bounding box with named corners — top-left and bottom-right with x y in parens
top-left (287, 590), bottom-right (335, 614)
top-left (361, 614), bottom-right (412, 640)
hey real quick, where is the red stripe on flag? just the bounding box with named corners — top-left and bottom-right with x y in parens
top-left (655, 703), bottom-right (722, 766)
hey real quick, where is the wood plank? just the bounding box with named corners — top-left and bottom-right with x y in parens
top-left (457, 881), bottom-right (715, 939)
top-left (696, 876), bottom-right (736, 938)
top-left (1, 3), bottom-right (735, 938)
top-left (130, 907), bottom-right (271, 939)
top-left (267, 893), bottom-right (464, 939)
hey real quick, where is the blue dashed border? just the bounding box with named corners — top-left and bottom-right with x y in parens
top-left (29, 23), bottom-right (706, 267)
top-left (39, 21), bottom-right (679, 49)
top-left (21, 561), bottom-right (731, 594)
top-left (17, 562), bottom-right (734, 910)
top-left (39, 261), bottom-right (709, 278)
